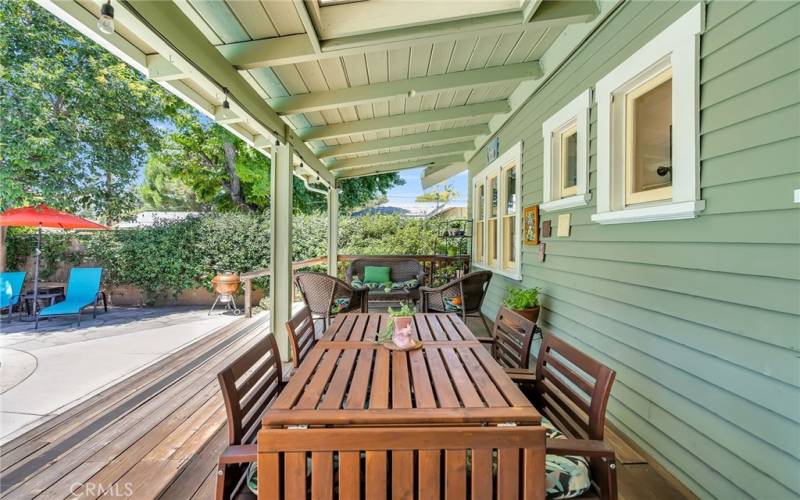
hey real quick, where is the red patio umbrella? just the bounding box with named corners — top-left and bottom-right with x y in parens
top-left (0, 204), bottom-right (110, 319)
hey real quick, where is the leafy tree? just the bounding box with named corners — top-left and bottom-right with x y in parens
top-left (151, 106), bottom-right (266, 212)
top-left (415, 184), bottom-right (459, 209)
top-left (140, 158), bottom-right (204, 211)
top-left (0, 0), bottom-right (174, 221)
top-left (147, 106), bottom-right (406, 214)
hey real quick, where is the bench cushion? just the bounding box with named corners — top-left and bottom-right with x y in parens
top-left (543, 417), bottom-right (592, 499)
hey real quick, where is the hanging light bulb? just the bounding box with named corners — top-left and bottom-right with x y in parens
top-left (222, 88), bottom-right (230, 109)
top-left (97, 0), bottom-right (114, 35)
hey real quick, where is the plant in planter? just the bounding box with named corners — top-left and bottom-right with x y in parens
top-left (378, 303), bottom-right (417, 348)
top-left (503, 287), bottom-right (541, 323)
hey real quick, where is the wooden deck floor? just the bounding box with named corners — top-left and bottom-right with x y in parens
top-left (0, 313), bottom-right (269, 500)
top-left (0, 311), bottom-right (693, 500)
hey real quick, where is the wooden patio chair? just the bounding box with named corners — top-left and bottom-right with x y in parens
top-left (294, 272), bottom-right (368, 328)
top-left (215, 333), bottom-right (283, 500)
top-left (285, 305), bottom-right (315, 368)
top-left (479, 305), bottom-right (539, 392)
top-left (420, 270), bottom-right (493, 333)
top-left (258, 425), bottom-right (547, 499)
top-left (530, 331), bottom-right (618, 500)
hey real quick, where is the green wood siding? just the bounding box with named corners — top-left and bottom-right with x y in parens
top-left (467, 1), bottom-right (800, 498)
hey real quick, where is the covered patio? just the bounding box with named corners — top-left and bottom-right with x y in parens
top-left (7, 0), bottom-right (798, 499)
top-left (34, 0), bottom-right (611, 358)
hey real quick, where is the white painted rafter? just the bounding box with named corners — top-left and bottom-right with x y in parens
top-left (299, 101), bottom-right (509, 141)
top-left (146, 54), bottom-right (189, 81)
top-left (328, 142), bottom-right (472, 171)
top-left (269, 62), bottom-right (541, 115)
top-left (335, 156), bottom-right (463, 179)
top-left (317, 125), bottom-right (489, 159)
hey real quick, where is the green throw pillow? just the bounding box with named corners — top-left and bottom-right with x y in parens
top-left (363, 266), bottom-right (391, 284)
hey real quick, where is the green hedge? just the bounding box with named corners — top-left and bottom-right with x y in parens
top-left (5, 213), bottom-right (440, 300)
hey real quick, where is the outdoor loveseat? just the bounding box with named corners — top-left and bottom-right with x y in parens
top-left (345, 257), bottom-right (425, 304)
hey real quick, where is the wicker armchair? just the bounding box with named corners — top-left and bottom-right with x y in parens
top-left (294, 272), bottom-right (368, 328)
top-left (420, 271), bottom-right (492, 333)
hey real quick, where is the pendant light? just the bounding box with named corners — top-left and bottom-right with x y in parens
top-left (222, 88), bottom-right (230, 109)
top-left (97, 0), bottom-right (114, 35)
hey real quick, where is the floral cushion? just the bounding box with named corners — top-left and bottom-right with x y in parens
top-left (543, 417), bottom-right (592, 499)
top-left (352, 279), bottom-right (419, 291)
top-left (331, 297), bottom-right (351, 314)
top-left (351, 279), bottom-right (381, 290)
top-left (389, 279), bottom-right (419, 290)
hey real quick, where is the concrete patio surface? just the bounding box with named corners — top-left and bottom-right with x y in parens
top-left (0, 306), bottom-right (242, 443)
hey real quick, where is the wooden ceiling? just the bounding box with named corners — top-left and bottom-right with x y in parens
top-left (46, 0), bottom-right (602, 185)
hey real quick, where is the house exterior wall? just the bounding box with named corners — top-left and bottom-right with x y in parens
top-left (467, 1), bottom-right (800, 498)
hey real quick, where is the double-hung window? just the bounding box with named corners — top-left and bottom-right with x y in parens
top-left (473, 142), bottom-right (522, 280)
top-left (593, 4), bottom-right (704, 224)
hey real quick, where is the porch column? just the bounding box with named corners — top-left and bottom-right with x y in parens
top-left (327, 184), bottom-right (339, 277)
top-left (270, 142), bottom-right (293, 361)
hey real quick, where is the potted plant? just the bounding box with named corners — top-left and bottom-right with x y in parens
top-left (503, 287), bottom-right (541, 323)
top-left (378, 303), bottom-right (417, 349)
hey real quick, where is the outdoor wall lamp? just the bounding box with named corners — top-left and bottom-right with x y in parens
top-left (97, 0), bottom-right (114, 35)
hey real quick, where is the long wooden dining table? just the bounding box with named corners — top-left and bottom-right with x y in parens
top-left (257, 312), bottom-right (545, 498)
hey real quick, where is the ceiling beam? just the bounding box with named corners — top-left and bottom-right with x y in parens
top-left (217, 34), bottom-right (317, 71)
top-left (292, 0), bottom-right (321, 53)
top-left (299, 100), bottom-right (509, 141)
top-left (335, 157), bottom-right (462, 180)
top-left (329, 142), bottom-right (472, 171)
top-left (317, 125), bottom-right (489, 159)
top-left (269, 62), bottom-right (541, 115)
top-left (216, 1), bottom-right (599, 70)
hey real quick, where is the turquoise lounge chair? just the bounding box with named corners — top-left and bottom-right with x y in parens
top-left (37, 268), bottom-right (107, 328)
top-left (0, 271), bottom-right (27, 322)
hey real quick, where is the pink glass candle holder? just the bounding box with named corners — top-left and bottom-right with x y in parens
top-left (392, 316), bottom-right (414, 348)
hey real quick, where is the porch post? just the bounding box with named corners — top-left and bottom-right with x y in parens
top-left (327, 184), bottom-right (339, 277)
top-left (270, 142), bottom-right (293, 361)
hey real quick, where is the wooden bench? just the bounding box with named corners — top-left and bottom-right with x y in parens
top-left (258, 425), bottom-right (547, 499)
top-left (532, 331), bottom-right (619, 500)
top-left (215, 333), bottom-right (283, 500)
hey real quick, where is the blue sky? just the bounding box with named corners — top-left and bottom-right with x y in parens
top-left (386, 168), bottom-right (468, 204)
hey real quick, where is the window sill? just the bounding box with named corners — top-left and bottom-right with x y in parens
top-left (591, 200), bottom-right (705, 224)
top-left (541, 193), bottom-right (591, 212)
top-left (472, 262), bottom-right (522, 281)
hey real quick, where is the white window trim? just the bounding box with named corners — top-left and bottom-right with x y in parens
top-left (541, 89), bottom-right (592, 212)
top-left (592, 3), bottom-right (705, 225)
top-left (473, 141), bottom-right (523, 281)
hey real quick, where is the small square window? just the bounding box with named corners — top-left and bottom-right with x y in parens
top-left (541, 90), bottom-right (591, 212)
top-left (625, 68), bottom-right (673, 205)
